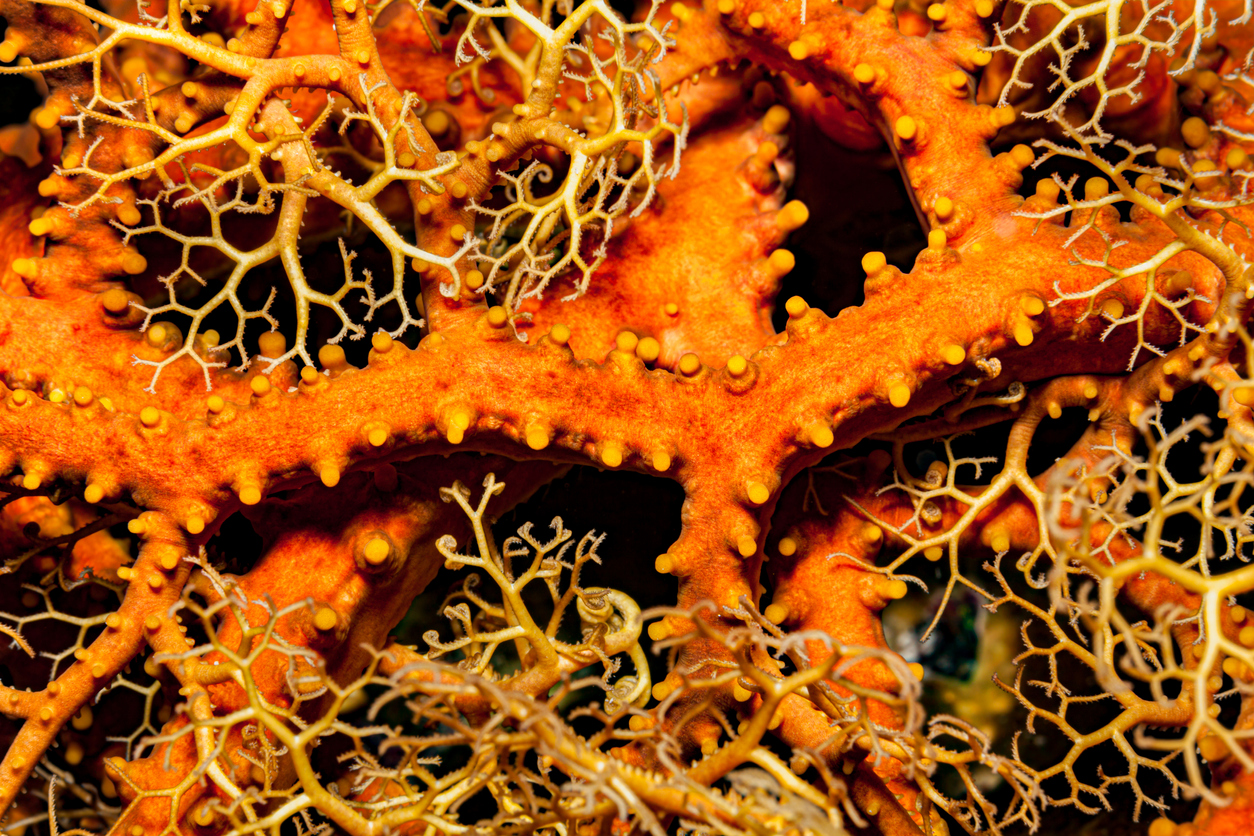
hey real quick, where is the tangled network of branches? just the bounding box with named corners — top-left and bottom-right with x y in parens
top-left (0, 0), bottom-right (1253, 832)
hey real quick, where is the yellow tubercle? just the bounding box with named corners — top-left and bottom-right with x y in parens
top-left (777, 200), bottom-right (809, 232)
top-left (940, 344), bottom-right (965, 365)
top-left (736, 535), bottom-right (757, 557)
top-left (601, 443), bottom-right (623, 468)
top-left (747, 481), bottom-right (769, 505)
top-left (655, 554), bottom-right (673, 574)
top-left (1020, 295), bottom-right (1045, 316)
top-left (762, 105), bottom-right (791, 134)
top-left (785, 296), bottom-right (809, 318)
top-left (636, 336), bottom-right (660, 363)
top-left (363, 537), bottom-right (391, 565)
top-left (888, 383), bottom-right (911, 408)
top-left (486, 306), bottom-right (509, 328)
top-left (767, 249), bottom-right (795, 277)
top-left (314, 607), bottom-right (339, 632)
top-left (808, 423), bottom-right (834, 448)
top-left (778, 537), bottom-right (796, 557)
top-left (320, 466), bottom-right (340, 488)
top-left (861, 251), bottom-right (887, 274)
top-left (894, 115), bottom-right (917, 141)
top-left (526, 425), bottom-right (551, 450)
top-left (764, 603), bottom-right (789, 624)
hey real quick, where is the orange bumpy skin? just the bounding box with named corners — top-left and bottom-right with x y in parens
top-left (0, 0), bottom-right (1253, 833)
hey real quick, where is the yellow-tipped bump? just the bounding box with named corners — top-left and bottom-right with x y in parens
top-left (601, 443), bottom-right (623, 468)
top-left (314, 607), bottom-right (338, 632)
top-left (747, 481), bottom-right (769, 505)
top-left (727, 355), bottom-right (748, 377)
top-left (808, 423), bottom-right (834, 448)
top-left (767, 249), bottom-right (795, 278)
top-left (777, 200), bottom-right (809, 232)
top-left (652, 450), bottom-right (671, 472)
top-left (1020, 295), bottom-right (1045, 316)
top-left (526, 426), bottom-right (550, 450)
top-left (763, 105), bottom-right (791, 134)
top-left (655, 554), bottom-right (674, 574)
top-left (84, 484), bottom-right (104, 504)
top-left (250, 375), bottom-right (271, 397)
top-left (320, 466), bottom-right (340, 488)
top-left (736, 535), bottom-right (757, 557)
top-left (1013, 321), bottom-right (1034, 346)
top-left (940, 344), bottom-right (965, 365)
top-left (239, 485), bottom-right (262, 506)
top-left (989, 532), bottom-right (1011, 552)
top-left (927, 229), bottom-right (947, 250)
top-left (785, 296), bottom-right (809, 318)
top-left (894, 115), bottom-right (917, 141)
top-left (854, 63), bottom-right (876, 85)
top-left (678, 353), bottom-right (701, 376)
top-left (764, 603), bottom-right (789, 624)
top-left (888, 383), bottom-right (911, 408)
top-left (862, 251), bottom-right (887, 275)
top-left (1182, 116), bottom-right (1210, 149)
top-left (486, 306), bottom-right (509, 328)
top-left (140, 406), bottom-right (161, 428)
top-left (778, 537), bottom-right (797, 557)
top-left (549, 323), bottom-right (571, 346)
top-left (636, 337), bottom-right (660, 363)
top-left (364, 537), bottom-right (390, 565)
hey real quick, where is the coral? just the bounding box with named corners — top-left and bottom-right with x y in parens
top-left (0, 0), bottom-right (1252, 833)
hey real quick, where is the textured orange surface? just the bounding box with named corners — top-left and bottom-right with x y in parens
top-left (0, 0), bottom-right (1253, 833)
